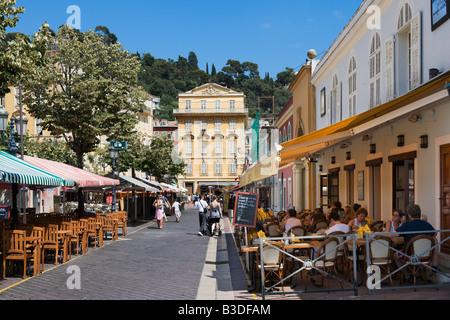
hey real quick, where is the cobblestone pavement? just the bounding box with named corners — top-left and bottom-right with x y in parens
top-left (1, 204), bottom-right (450, 301)
top-left (0, 206), bottom-right (212, 300)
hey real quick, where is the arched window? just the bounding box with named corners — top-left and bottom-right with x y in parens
top-left (369, 33), bottom-right (381, 108)
top-left (396, 2), bottom-right (421, 93)
top-left (397, 3), bottom-right (412, 30)
top-left (331, 74), bottom-right (341, 124)
top-left (348, 56), bottom-right (357, 116)
top-left (287, 122), bottom-right (292, 141)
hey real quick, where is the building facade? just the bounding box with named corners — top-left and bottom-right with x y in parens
top-left (175, 83), bottom-right (248, 195)
top-left (302, 0), bottom-right (450, 237)
top-left (277, 59), bottom-right (318, 212)
top-left (153, 118), bottom-right (178, 147)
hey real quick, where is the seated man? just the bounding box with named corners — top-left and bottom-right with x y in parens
top-left (388, 205), bottom-right (440, 279)
top-left (327, 210), bottom-right (350, 234)
top-left (279, 208), bottom-right (302, 235)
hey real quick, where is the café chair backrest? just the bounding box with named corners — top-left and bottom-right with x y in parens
top-left (3, 229), bottom-right (27, 254)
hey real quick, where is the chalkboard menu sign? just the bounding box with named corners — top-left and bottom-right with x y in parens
top-left (0, 206), bottom-right (11, 220)
top-left (233, 192), bottom-right (259, 229)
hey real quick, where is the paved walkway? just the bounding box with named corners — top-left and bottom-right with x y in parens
top-left (1, 204), bottom-right (450, 300)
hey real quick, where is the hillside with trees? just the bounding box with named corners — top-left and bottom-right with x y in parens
top-left (136, 51), bottom-right (295, 120)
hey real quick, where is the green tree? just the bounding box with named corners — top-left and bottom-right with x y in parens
top-left (23, 25), bottom-right (147, 169)
top-left (25, 136), bottom-right (77, 167)
top-left (0, 0), bottom-right (50, 97)
top-left (141, 136), bottom-right (186, 183)
top-left (94, 25), bottom-right (118, 46)
top-left (276, 67), bottom-right (296, 87)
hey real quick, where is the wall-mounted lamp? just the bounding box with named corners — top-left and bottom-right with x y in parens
top-left (331, 156), bottom-right (336, 164)
top-left (420, 135), bottom-right (428, 149)
top-left (319, 165), bottom-right (323, 172)
top-left (397, 135), bottom-right (405, 147)
top-left (346, 152), bottom-right (351, 161)
top-left (370, 144), bottom-right (376, 154)
top-left (408, 114), bottom-right (422, 123)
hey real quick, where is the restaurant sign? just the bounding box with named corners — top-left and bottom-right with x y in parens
top-left (0, 206), bottom-right (11, 219)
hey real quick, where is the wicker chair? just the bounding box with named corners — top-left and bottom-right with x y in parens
top-left (404, 235), bottom-right (436, 287)
top-left (368, 236), bottom-right (394, 286)
top-left (306, 237), bottom-right (342, 290)
top-left (266, 223), bottom-right (281, 237)
top-left (256, 241), bottom-right (285, 294)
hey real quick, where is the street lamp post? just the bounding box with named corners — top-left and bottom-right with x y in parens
top-left (0, 106), bottom-right (24, 225)
top-left (109, 145), bottom-right (120, 213)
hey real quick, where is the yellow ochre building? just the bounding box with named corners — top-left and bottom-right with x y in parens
top-left (175, 83), bottom-right (248, 195)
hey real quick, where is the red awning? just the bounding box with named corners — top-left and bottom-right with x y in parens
top-left (23, 156), bottom-right (120, 188)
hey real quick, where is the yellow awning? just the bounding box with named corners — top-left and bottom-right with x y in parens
top-left (240, 152), bottom-right (279, 188)
top-left (280, 71), bottom-right (450, 165)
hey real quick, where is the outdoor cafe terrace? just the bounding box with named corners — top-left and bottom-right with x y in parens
top-left (236, 209), bottom-right (450, 300)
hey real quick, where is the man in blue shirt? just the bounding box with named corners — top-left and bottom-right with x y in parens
top-left (389, 205), bottom-right (440, 279)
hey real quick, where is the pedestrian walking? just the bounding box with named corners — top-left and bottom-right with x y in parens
top-left (153, 194), bottom-right (165, 230)
top-left (210, 196), bottom-right (223, 237)
top-left (173, 198), bottom-right (184, 223)
top-left (162, 194), bottom-right (171, 223)
top-left (196, 195), bottom-right (209, 236)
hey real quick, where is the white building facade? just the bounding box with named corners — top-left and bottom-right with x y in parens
top-left (306, 0), bottom-right (450, 251)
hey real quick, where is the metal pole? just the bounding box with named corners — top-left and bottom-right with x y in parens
top-left (112, 157), bottom-right (116, 213)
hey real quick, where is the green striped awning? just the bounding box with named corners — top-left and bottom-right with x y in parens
top-left (0, 151), bottom-right (75, 187)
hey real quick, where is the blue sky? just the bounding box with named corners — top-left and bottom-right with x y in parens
top-left (11, 0), bottom-right (362, 78)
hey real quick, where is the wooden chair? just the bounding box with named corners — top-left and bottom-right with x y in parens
top-left (306, 237), bottom-right (342, 290)
top-left (343, 231), bottom-right (365, 282)
top-left (87, 218), bottom-right (99, 248)
top-left (95, 215), bottom-right (104, 246)
top-left (370, 220), bottom-right (386, 232)
top-left (2, 229), bottom-right (35, 279)
top-left (328, 231), bottom-right (346, 272)
top-left (404, 235), bottom-right (437, 287)
top-left (368, 236), bottom-right (394, 286)
top-left (68, 220), bottom-right (80, 259)
top-left (102, 216), bottom-right (117, 241)
top-left (30, 226), bottom-right (45, 275)
top-left (290, 226), bottom-right (307, 237)
top-left (78, 219), bottom-right (89, 254)
top-left (42, 224), bottom-right (66, 265)
top-left (116, 211), bottom-right (127, 237)
top-left (313, 220), bottom-right (329, 233)
top-left (256, 241), bottom-right (285, 294)
top-left (266, 223), bottom-right (280, 237)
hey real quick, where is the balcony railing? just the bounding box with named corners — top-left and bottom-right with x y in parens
top-left (174, 108), bottom-right (248, 115)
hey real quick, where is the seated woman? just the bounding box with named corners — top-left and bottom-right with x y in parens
top-left (347, 207), bottom-right (369, 231)
top-left (385, 209), bottom-right (404, 233)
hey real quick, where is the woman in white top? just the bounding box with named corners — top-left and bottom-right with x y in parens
top-left (385, 209), bottom-right (403, 233)
top-left (348, 208), bottom-right (369, 231)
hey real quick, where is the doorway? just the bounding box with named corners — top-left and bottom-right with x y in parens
top-left (440, 144), bottom-right (450, 254)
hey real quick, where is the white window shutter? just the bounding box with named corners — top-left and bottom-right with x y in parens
top-left (410, 12), bottom-right (422, 90)
top-left (336, 82), bottom-right (342, 122)
top-left (385, 35), bottom-right (395, 101)
top-left (327, 92), bottom-right (332, 125)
